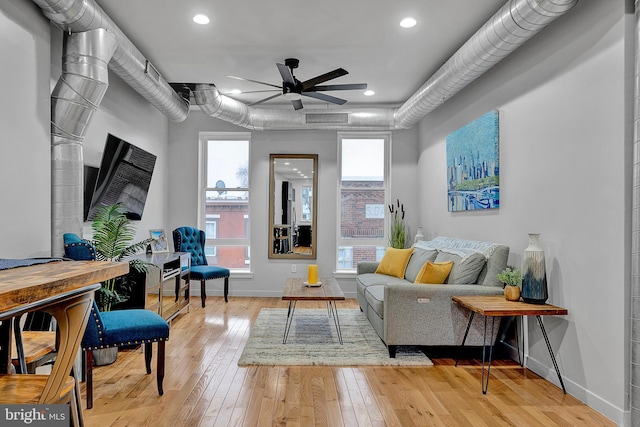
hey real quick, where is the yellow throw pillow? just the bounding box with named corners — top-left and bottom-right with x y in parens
top-left (414, 261), bottom-right (454, 284)
top-left (375, 247), bottom-right (414, 278)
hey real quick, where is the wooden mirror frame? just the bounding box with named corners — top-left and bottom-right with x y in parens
top-left (268, 154), bottom-right (318, 259)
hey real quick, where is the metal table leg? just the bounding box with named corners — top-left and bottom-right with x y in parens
top-left (480, 316), bottom-right (497, 394)
top-left (283, 300), bottom-right (297, 344)
top-left (455, 312), bottom-right (475, 367)
top-left (536, 315), bottom-right (567, 394)
top-left (328, 301), bottom-right (343, 345)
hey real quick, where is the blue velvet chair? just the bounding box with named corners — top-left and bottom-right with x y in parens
top-left (172, 226), bottom-right (230, 307)
top-left (63, 233), bottom-right (170, 409)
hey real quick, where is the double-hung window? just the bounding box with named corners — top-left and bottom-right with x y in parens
top-left (199, 132), bottom-right (250, 270)
top-left (337, 133), bottom-right (390, 271)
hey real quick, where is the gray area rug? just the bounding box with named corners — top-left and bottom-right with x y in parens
top-left (238, 308), bottom-right (433, 366)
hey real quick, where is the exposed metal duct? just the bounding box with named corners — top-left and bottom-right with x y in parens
top-left (32, 0), bottom-right (189, 122)
top-left (195, 0), bottom-right (578, 130)
top-left (193, 84), bottom-right (395, 131)
top-left (631, 2), bottom-right (640, 424)
top-left (394, 0), bottom-right (579, 129)
top-left (50, 29), bottom-right (117, 255)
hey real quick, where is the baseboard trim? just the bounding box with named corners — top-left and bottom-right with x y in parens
top-left (526, 356), bottom-right (626, 425)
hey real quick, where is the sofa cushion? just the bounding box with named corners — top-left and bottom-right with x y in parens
top-left (375, 247), bottom-right (413, 278)
top-left (414, 261), bottom-right (454, 284)
top-left (435, 249), bottom-right (486, 284)
top-left (404, 247), bottom-right (438, 283)
top-left (364, 284), bottom-right (385, 319)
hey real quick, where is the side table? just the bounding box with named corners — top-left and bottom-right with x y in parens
top-left (452, 295), bottom-right (568, 394)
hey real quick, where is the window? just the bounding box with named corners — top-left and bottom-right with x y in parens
top-left (199, 132), bottom-right (250, 270)
top-left (337, 134), bottom-right (390, 271)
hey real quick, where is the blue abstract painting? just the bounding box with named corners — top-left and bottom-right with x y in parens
top-left (446, 110), bottom-right (499, 212)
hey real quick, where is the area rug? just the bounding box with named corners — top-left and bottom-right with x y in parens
top-left (238, 308), bottom-right (433, 366)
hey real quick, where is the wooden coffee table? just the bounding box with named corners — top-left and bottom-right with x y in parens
top-left (282, 277), bottom-right (345, 344)
top-left (452, 295), bottom-right (568, 394)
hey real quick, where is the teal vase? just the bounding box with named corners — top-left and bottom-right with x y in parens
top-left (521, 233), bottom-right (548, 304)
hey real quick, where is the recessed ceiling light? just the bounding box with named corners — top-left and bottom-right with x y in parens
top-left (400, 17), bottom-right (417, 28)
top-left (364, 90), bottom-right (375, 96)
top-left (193, 14), bottom-right (210, 25)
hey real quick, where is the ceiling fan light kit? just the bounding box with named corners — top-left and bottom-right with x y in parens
top-left (229, 58), bottom-right (367, 111)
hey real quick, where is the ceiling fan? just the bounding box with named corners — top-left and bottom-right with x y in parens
top-left (226, 58), bottom-right (367, 110)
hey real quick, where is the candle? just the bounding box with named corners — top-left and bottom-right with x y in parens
top-left (308, 264), bottom-right (318, 284)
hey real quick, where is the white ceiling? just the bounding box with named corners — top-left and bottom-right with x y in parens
top-left (96, 0), bottom-right (507, 109)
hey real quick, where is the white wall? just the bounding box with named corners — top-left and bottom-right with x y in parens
top-left (416, 0), bottom-right (627, 422)
top-left (0, 1), bottom-right (51, 257)
top-left (168, 110), bottom-right (419, 297)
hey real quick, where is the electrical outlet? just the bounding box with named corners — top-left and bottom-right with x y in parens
top-left (417, 298), bottom-right (430, 303)
top-left (291, 264), bottom-right (296, 273)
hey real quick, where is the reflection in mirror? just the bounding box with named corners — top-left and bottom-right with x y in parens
top-left (269, 154), bottom-right (318, 259)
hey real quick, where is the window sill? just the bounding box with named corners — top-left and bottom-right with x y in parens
top-left (333, 270), bottom-right (357, 279)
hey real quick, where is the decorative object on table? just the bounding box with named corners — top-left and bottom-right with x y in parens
top-left (388, 199), bottom-right (409, 249)
top-left (446, 109), bottom-right (500, 212)
top-left (173, 226), bottom-right (231, 306)
top-left (521, 233), bottom-right (548, 304)
top-left (149, 229), bottom-right (169, 253)
top-left (414, 227), bottom-right (425, 244)
top-left (306, 264), bottom-right (319, 286)
top-left (497, 266), bottom-right (522, 301)
top-left (87, 203), bottom-right (152, 311)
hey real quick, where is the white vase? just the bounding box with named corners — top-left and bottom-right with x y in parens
top-left (414, 227), bottom-right (425, 244)
top-left (521, 233), bottom-right (548, 304)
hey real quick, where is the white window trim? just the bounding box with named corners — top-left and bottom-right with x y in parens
top-left (198, 132), bottom-right (252, 270)
top-left (336, 132), bottom-right (391, 272)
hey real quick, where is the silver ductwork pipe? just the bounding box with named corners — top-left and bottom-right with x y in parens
top-left (394, 0), bottom-right (579, 129)
top-left (193, 84), bottom-right (395, 131)
top-left (195, 0), bottom-right (578, 130)
top-left (50, 29), bottom-right (117, 255)
top-left (631, 2), bottom-right (640, 424)
top-left (32, 0), bottom-right (189, 122)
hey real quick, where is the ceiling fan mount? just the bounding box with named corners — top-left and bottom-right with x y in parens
top-left (226, 58), bottom-right (367, 110)
top-left (284, 58), bottom-right (299, 69)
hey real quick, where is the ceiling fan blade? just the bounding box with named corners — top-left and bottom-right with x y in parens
top-left (276, 63), bottom-right (296, 86)
top-left (226, 75), bottom-right (282, 89)
top-left (292, 99), bottom-right (304, 110)
top-left (302, 91), bottom-right (347, 105)
top-left (305, 83), bottom-right (368, 92)
top-left (222, 90), bottom-right (281, 96)
top-left (301, 68), bottom-right (348, 91)
top-left (249, 93), bottom-right (282, 106)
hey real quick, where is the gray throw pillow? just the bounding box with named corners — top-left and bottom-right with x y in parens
top-left (434, 249), bottom-right (486, 284)
top-left (404, 248), bottom-right (438, 283)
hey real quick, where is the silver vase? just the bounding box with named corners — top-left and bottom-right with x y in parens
top-left (521, 233), bottom-right (548, 304)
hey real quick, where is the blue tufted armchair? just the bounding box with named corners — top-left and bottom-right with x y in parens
top-left (172, 226), bottom-right (230, 307)
top-left (63, 233), bottom-right (170, 409)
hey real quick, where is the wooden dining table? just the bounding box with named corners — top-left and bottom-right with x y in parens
top-left (0, 259), bottom-right (128, 404)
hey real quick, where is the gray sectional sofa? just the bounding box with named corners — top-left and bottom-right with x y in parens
top-left (356, 236), bottom-right (510, 357)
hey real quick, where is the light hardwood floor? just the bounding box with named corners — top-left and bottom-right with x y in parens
top-left (82, 297), bottom-right (613, 426)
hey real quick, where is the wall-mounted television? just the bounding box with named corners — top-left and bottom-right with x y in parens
top-left (85, 134), bottom-right (157, 221)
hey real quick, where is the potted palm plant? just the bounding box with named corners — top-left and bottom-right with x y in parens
top-left (91, 203), bottom-right (152, 311)
top-left (89, 204), bottom-right (152, 365)
top-left (497, 266), bottom-right (522, 301)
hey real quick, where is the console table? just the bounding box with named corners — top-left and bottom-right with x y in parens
top-left (126, 252), bottom-right (190, 322)
top-left (452, 295), bottom-right (568, 394)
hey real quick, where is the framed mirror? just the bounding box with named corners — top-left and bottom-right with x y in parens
top-left (269, 154), bottom-right (318, 259)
